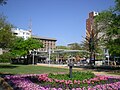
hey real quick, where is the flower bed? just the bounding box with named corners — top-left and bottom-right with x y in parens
top-left (4, 72), bottom-right (120, 90)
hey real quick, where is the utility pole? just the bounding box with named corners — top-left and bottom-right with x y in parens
top-left (32, 49), bottom-right (35, 65)
top-left (28, 18), bottom-right (32, 37)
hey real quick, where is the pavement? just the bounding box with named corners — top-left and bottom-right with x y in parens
top-left (37, 63), bottom-right (120, 77)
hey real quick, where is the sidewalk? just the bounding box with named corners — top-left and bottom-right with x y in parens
top-left (37, 63), bottom-right (69, 68)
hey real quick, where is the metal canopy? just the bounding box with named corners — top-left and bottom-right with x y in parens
top-left (53, 49), bottom-right (89, 54)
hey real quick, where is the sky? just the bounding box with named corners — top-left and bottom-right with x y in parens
top-left (0, 0), bottom-right (115, 46)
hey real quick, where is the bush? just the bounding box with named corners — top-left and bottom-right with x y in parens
top-left (0, 52), bottom-right (12, 63)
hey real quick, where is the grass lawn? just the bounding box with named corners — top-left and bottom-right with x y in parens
top-left (0, 64), bottom-right (72, 74)
top-left (0, 63), bottom-right (120, 75)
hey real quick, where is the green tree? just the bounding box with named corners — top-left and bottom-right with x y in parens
top-left (106, 14), bottom-right (120, 56)
top-left (115, 0), bottom-right (120, 12)
top-left (68, 43), bottom-right (82, 50)
top-left (0, 14), bottom-right (14, 63)
top-left (95, 0), bottom-right (120, 57)
top-left (0, 14), bottom-right (14, 49)
top-left (56, 46), bottom-right (69, 50)
top-left (0, 52), bottom-right (12, 63)
top-left (0, 0), bottom-right (7, 5)
top-left (10, 37), bottom-right (43, 58)
top-left (83, 20), bottom-right (104, 65)
top-left (84, 33), bottom-right (101, 64)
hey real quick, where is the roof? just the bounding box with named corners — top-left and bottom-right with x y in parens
top-left (32, 35), bottom-right (57, 41)
top-left (54, 49), bottom-right (89, 53)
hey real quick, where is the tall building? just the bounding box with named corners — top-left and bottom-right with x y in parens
top-left (86, 11), bottom-right (98, 40)
top-left (11, 28), bottom-right (32, 40)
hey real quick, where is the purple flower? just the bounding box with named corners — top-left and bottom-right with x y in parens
top-left (4, 74), bottom-right (120, 90)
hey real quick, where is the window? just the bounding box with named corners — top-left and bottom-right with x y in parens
top-left (26, 33), bottom-right (29, 35)
top-left (104, 49), bottom-right (108, 53)
top-left (13, 33), bottom-right (18, 35)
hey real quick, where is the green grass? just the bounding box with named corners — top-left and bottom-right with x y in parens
top-left (0, 64), bottom-right (70, 74)
top-left (48, 71), bottom-right (95, 81)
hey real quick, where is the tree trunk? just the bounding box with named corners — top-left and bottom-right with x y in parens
top-left (89, 51), bottom-right (92, 65)
top-left (93, 52), bottom-right (96, 65)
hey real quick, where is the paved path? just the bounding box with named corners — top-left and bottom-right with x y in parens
top-left (37, 63), bottom-right (120, 77)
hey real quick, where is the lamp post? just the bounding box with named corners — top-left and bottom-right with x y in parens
top-left (106, 52), bottom-right (110, 66)
top-left (68, 57), bottom-right (74, 78)
top-left (108, 55), bottom-right (110, 65)
top-left (32, 49), bottom-right (35, 65)
top-left (48, 48), bottom-right (51, 65)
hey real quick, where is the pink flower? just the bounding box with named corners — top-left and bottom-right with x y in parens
top-left (77, 80), bottom-right (81, 84)
top-left (88, 87), bottom-right (92, 90)
top-left (74, 80), bottom-right (78, 84)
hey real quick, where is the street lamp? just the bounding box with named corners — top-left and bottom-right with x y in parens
top-left (48, 48), bottom-right (51, 65)
top-left (32, 49), bottom-right (35, 65)
top-left (68, 57), bottom-right (74, 78)
top-left (106, 54), bottom-right (110, 65)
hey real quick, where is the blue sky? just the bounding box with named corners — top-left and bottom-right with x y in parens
top-left (0, 0), bottom-right (115, 46)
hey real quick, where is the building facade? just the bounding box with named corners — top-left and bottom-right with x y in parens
top-left (10, 28), bottom-right (57, 64)
top-left (32, 35), bottom-right (57, 52)
top-left (11, 28), bottom-right (57, 52)
top-left (11, 28), bottom-right (32, 40)
top-left (86, 11), bottom-right (99, 40)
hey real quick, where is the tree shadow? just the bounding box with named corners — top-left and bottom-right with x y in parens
top-left (74, 65), bottom-right (120, 72)
top-left (0, 64), bottom-right (18, 77)
top-left (0, 73), bottom-right (14, 78)
top-left (0, 64), bottom-right (18, 69)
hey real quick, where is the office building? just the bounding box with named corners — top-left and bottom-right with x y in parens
top-left (32, 35), bottom-right (57, 52)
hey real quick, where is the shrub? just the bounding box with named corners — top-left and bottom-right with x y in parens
top-left (0, 52), bottom-right (12, 63)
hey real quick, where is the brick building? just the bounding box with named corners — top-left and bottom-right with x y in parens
top-left (32, 35), bottom-right (57, 52)
top-left (86, 11), bottom-right (98, 40)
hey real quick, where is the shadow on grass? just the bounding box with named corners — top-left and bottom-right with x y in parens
top-left (0, 73), bottom-right (14, 78)
top-left (74, 65), bottom-right (120, 72)
top-left (0, 64), bottom-right (17, 77)
top-left (0, 64), bottom-right (18, 69)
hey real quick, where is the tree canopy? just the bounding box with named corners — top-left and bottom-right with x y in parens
top-left (115, 0), bottom-right (120, 12)
top-left (68, 43), bottom-right (82, 50)
top-left (0, 0), bottom-right (7, 5)
top-left (10, 37), bottom-right (43, 58)
top-left (0, 14), bottom-right (14, 49)
top-left (56, 46), bottom-right (69, 50)
top-left (95, 0), bottom-right (120, 56)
